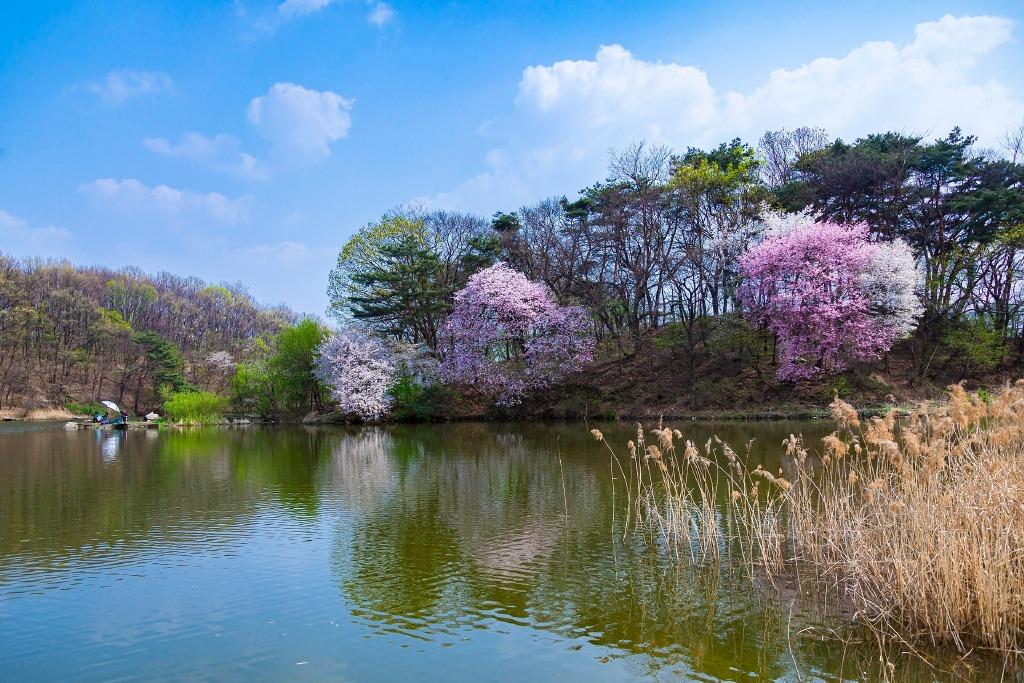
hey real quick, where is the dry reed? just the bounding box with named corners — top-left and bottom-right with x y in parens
top-left (591, 382), bottom-right (1024, 667)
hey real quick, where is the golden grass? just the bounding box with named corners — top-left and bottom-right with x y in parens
top-left (0, 406), bottom-right (78, 420)
top-left (591, 381), bottom-right (1024, 666)
top-left (28, 407), bottom-right (76, 420)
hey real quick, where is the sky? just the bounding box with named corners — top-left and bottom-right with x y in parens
top-left (1, 0), bottom-right (1022, 316)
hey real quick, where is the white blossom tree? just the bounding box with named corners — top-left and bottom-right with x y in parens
top-left (859, 238), bottom-right (925, 339)
top-left (315, 329), bottom-right (395, 420)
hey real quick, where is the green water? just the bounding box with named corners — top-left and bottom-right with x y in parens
top-left (0, 421), bottom-right (1001, 681)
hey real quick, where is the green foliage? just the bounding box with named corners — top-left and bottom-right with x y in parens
top-left (66, 400), bottom-right (105, 416)
top-left (347, 230), bottom-right (448, 344)
top-left (490, 211), bottom-right (521, 233)
top-left (229, 319), bottom-right (328, 416)
top-left (651, 321), bottom-right (691, 350)
top-left (162, 390), bottom-right (228, 424)
top-left (671, 140), bottom-right (766, 221)
top-left (940, 316), bottom-right (1006, 375)
top-left (327, 210), bottom-right (498, 349)
top-left (269, 318), bottom-right (328, 413)
top-left (106, 278), bottom-right (157, 327)
top-left (825, 376), bottom-right (852, 401)
top-left (388, 375), bottom-right (450, 422)
top-left (133, 331), bottom-right (189, 395)
top-left (231, 361), bottom-right (275, 415)
top-left (199, 285), bottom-right (234, 304)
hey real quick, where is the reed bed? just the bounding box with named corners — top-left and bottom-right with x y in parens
top-left (591, 382), bottom-right (1024, 666)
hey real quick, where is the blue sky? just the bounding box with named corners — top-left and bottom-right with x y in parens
top-left (1, 1), bottom-right (1022, 315)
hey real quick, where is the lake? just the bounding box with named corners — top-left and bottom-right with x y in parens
top-left (0, 421), bottom-right (1000, 681)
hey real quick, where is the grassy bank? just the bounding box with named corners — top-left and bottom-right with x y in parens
top-left (593, 382), bottom-right (1024, 672)
top-left (0, 407), bottom-right (77, 421)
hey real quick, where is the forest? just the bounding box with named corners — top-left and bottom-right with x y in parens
top-left (4, 124), bottom-right (1024, 421)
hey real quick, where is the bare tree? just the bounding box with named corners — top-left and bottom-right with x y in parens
top-left (757, 126), bottom-right (828, 187)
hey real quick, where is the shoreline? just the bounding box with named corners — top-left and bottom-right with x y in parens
top-left (4, 403), bottom-right (903, 426)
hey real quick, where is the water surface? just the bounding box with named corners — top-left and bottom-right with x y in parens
top-left (0, 421), bottom-right (997, 681)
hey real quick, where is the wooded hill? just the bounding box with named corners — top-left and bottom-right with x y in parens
top-left (0, 256), bottom-right (295, 414)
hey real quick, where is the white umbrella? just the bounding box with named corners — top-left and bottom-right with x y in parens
top-left (101, 400), bottom-right (122, 414)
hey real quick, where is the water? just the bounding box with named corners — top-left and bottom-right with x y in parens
top-left (0, 421), bottom-right (1001, 681)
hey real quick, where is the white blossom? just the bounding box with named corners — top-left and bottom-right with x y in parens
top-left (315, 329), bottom-right (395, 420)
top-left (206, 350), bottom-right (235, 371)
top-left (759, 208), bottom-right (817, 237)
top-left (391, 341), bottom-right (440, 384)
top-left (859, 238), bottom-right (925, 338)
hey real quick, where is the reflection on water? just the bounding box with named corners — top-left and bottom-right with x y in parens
top-left (0, 422), bottom-right (1003, 681)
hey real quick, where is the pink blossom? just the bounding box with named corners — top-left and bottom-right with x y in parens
top-left (738, 221), bottom-right (921, 381)
top-left (439, 263), bottom-right (594, 406)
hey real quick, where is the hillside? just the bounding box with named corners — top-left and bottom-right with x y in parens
top-left (0, 255), bottom-right (295, 416)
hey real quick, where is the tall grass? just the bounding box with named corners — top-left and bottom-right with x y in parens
top-left (162, 390), bottom-right (228, 424)
top-left (591, 381), bottom-right (1024, 666)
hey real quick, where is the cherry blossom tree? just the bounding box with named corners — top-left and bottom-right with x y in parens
top-left (439, 263), bottom-right (594, 406)
top-left (738, 221), bottom-right (922, 381)
top-left (315, 329), bottom-right (395, 420)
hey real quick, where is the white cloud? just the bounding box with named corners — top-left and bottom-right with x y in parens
top-left (247, 82), bottom-right (353, 162)
top-left (367, 2), bottom-right (395, 27)
top-left (78, 178), bottom-right (252, 226)
top-left (232, 240), bottom-right (336, 267)
top-left (277, 0), bottom-right (333, 19)
top-left (0, 210), bottom-right (74, 257)
top-left (429, 14), bottom-right (1023, 213)
top-left (142, 132), bottom-right (231, 160)
top-left (142, 132), bottom-right (270, 179)
top-left (84, 69), bottom-right (174, 105)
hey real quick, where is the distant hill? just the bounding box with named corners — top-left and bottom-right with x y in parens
top-left (0, 253), bottom-right (296, 414)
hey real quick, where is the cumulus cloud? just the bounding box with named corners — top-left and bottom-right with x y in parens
top-left (142, 132), bottom-right (270, 179)
top-left (247, 82), bottom-right (353, 162)
top-left (367, 2), bottom-right (395, 27)
top-left (429, 14), bottom-right (1023, 213)
top-left (84, 69), bottom-right (174, 105)
top-left (78, 178), bottom-right (252, 226)
top-left (0, 210), bottom-right (74, 257)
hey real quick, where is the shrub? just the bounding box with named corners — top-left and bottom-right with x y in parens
top-left (824, 375), bottom-right (851, 401)
top-left (162, 390), bottom-right (228, 424)
top-left (388, 376), bottom-right (450, 421)
top-left (940, 316), bottom-right (1006, 376)
top-left (66, 400), bottom-right (105, 416)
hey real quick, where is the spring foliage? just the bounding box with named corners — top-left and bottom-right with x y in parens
top-left (738, 221), bottom-right (922, 380)
top-left (439, 263), bottom-right (594, 406)
top-left (162, 390), bottom-right (228, 424)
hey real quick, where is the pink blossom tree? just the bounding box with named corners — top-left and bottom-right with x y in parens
top-left (738, 221), bottom-right (922, 381)
top-left (439, 263), bottom-right (594, 406)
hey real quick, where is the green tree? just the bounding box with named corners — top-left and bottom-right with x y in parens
top-left (328, 210), bottom-right (497, 349)
top-left (133, 331), bottom-right (188, 407)
top-left (268, 319), bottom-right (328, 413)
top-left (347, 230), bottom-right (449, 347)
